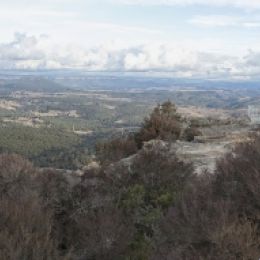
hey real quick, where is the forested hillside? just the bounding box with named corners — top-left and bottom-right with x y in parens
top-left (0, 102), bottom-right (259, 259)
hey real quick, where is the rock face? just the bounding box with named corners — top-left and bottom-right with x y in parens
top-left (109, 138), bottom-right (228, 175)
top-left (110, 140), bottom-right (173, 172)
top-left (120, 138), bottom-right (232, 174)
top-left (89, 124), bottom-right (252, 177)
top-left (131, 139), bottom-right (229, 174)
top-left (83, 161), bottom-right (100, 172)
top-left (142, 139), bottom-right (169, 151)
top-left (248, 105), bottom-right (260, 125)
top-left (172, 140), bottom-right (230, 174)
top-left (139, 139), bottom-right (229, 174)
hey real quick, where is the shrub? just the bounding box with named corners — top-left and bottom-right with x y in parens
top-left (182, 125), bottom-right (202, 141)
top-left (152, 135), bottom-right (260, 259)
top-left (135, 101), bottom-right (182, 148)
top-left (0, 154), bottom-right (68, 259)
top-left (96, 136), bottom-right (138, 164)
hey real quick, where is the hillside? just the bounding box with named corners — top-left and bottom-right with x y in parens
top-left (0, 108), bottom-right (259, 258)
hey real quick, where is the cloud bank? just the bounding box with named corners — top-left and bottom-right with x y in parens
top-left (1, 33), bottom-right (260, 80)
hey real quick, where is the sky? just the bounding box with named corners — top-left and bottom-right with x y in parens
top-left (1, 0), bottom-right (260, 80)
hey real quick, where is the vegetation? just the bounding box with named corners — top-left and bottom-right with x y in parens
top-left (1, 133), bottom-right (260, 259)
top-left (96, 135), bottom-right (138, 164)
top-left (153, 136), bottom-right (260, 259)
top-left (0, 124), bottom-right (90, 169)
top-left (182, 122), bottom-right (202, 141)
top-left (96, 101), bottom-right (201, 163)
top-left (135, 101), bottom-right (182, 148)
top-left (0, 101), bottom-right (259, 259)
top-left (0, 75), bottom-right (252, 171)
top-left (0, 124), bottom-right (80, 156)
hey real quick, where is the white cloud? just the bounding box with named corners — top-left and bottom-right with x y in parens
top-left (1, 33), bottom-right (260, 80)
top-left (0, 33), bottom-right (45, 62)
top-left (0, 5), bottom-right (162, 48)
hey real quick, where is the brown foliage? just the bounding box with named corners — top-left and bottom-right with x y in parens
top-left (96, 136), bottom-right (138, 164)
top-left (213, 138), bottom-right (260, 218)
top-left (0, 154), bottom-right (67, 260)
top-left (182, 125), bottom-right (202, 142)
top-left (95, 102), bottom-right (184, 165)
top-left (131, 141), bottom-right (194, 196)
top-left (135, 101), bottom-right (182, 148)
top-left (1, 113), bottom-right (260, 259)
top-left (153, 174), bottom-right (260, 259)
top-left (67, 204), bottom-right (134, 260)
top-left (152, 136), bottom-right (260, 259)
top-left (0, 196), bottom-right (62, 260)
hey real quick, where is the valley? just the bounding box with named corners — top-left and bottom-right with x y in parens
top-left (0, 73), bottom-right (258, 172)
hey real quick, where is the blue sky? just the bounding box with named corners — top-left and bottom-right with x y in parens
top-left (1, 0), bottom-right (260, 79)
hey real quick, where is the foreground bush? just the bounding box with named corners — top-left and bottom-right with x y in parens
top-left (0, 105), bottom-right (260, 259)
top-left (152, 136), bottom-right (260, 259)
top-left (0, 154), bottom-right (67, 260)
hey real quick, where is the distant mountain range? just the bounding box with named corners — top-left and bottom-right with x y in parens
top-left (0, 70), bottom-right (260, 91)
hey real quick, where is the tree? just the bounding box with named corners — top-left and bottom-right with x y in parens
top-left (0, 154), bottom-right (68, 259)
top-left (96, 135), bottom-right (137, 164)
top-left (104, 140), bottom-right (194, 259)
top-left (182, 123), bottom-right (202, 142)
top-left (135, 101), bottom-right (182, 148)
top-left (152, 135), bottom-right (260, 259)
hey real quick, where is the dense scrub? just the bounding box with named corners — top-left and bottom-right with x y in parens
top-left (0, 102), bottom-right (259, 259)
top-left (134, 101), bottom-right (182, 148)
top-left (1, 134), bottom-right (260, 259)
top-left (96, 101), bottom-right (200, 163)
top-left (152, 136), bottom-right (260, 259)
top-left (0, 124), bottom-right (92, 169)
